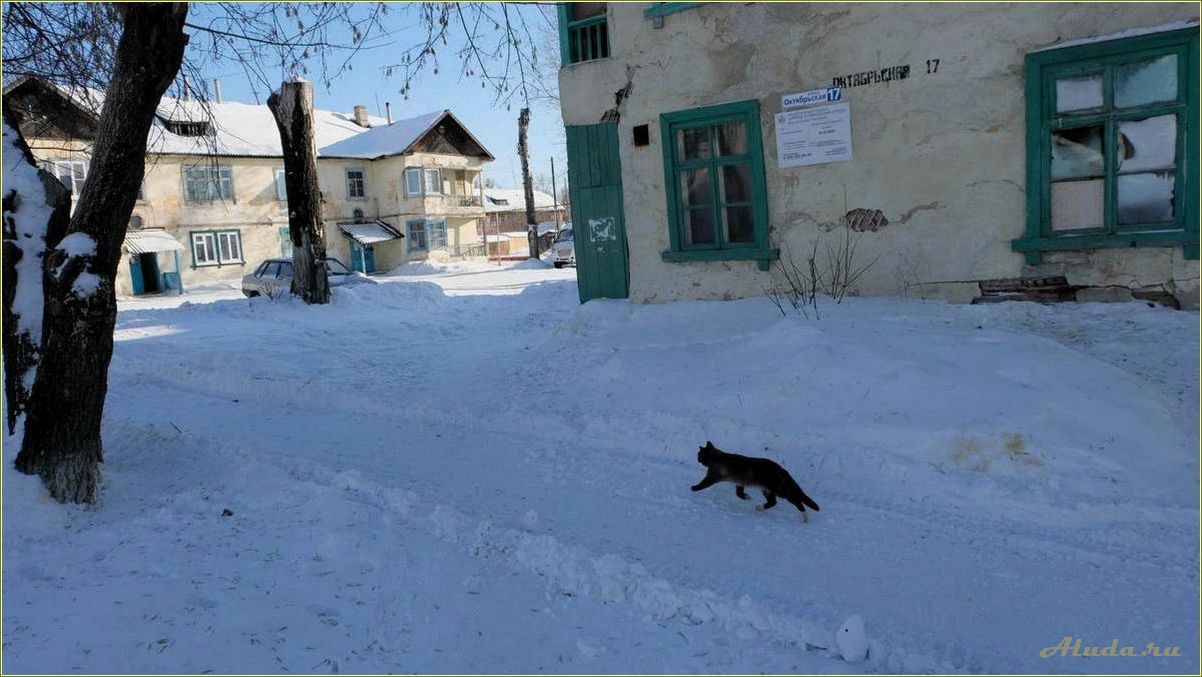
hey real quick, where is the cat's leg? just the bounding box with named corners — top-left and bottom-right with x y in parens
top-left (691, 471), bottom-right (720, 492)
top-left (757, 490), bottom-right (777, 511)
top-left (735, 485), bottom-right (749, 500)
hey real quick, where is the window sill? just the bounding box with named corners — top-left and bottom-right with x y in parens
top-left (1011, 231), bottom-right (1199, 263)
top-left (661, 247), bottom-right (780, 271)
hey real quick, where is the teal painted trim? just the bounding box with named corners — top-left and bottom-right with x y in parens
top-left (662, 247), bottom-right (779, 271)
top-left (1012, 230), bottom-right (1196, 252)
top-left (660, 99), bottom-right (770, 259)
top-left (645, 3), bottom-right (703, 19)
top-left (1017, 26), bottom-right (1199, 264)
top-left (556, 4), bottom-right (571, 66)
top-left (173, 250), bottom-right (183, 295)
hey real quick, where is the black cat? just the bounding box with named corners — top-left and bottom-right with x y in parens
top-left (692, 441), bottom-right (820, 520)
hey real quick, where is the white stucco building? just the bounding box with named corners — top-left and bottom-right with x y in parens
top-left (556, 2), bottom-right (1199, 307)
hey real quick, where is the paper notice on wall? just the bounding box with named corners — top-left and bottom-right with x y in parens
top-left (775, 103), bottom-right (852, 168)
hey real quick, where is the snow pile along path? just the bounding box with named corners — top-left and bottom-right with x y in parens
top-left (4, 263), bottom-right (1198, 675)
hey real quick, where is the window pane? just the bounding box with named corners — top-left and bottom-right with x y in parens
top-left (425, 169), bottom-right (441, 193)
top-left (1115, 54), bottom-right (1177, 108)
top-left (275, 170), bottom-right (287, 200)
top-left (1117, 171), bottom-right (1175, 224)
top-left (1055, 74), bottom-right (1102, 112)
top-left (677, 127), bottom-right (710, 161)
top-left (680, 167), bottom-right (711, 207)
top-left (1050, 125), bottom-right (1104, 180)
top-left (724, 206), bottom-right (755, 243)
top-left (715, 121), bottom-right (747, 156)
top-left (572, 2), bottom-right (605, 20)
top-left (684, 208), bottom-right (715, 245)
top-left (261, 262), bottom-right (279, 278)
top-left (720, 164), bottom-right (751, 203)
top-left (1118, 115), bottom-right (1176, 172)
top-left (1050, 179), bottom-right (1103, 230)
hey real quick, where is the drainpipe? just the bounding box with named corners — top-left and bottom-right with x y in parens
top-left (385, 101), bottom-right (393, 125)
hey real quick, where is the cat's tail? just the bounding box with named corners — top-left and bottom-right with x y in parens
top-left (795, 488), bottom-right (820, 512)
top-left (786, 476), bottom-right (820, 511)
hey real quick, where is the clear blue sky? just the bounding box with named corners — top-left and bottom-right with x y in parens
top-left (190, 3), bottom-right (566, 192)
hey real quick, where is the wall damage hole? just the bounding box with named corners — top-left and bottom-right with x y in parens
top-left (840, 208), bottom-right (889, 232)
top-left (632, 124), bottom-right (650, 147)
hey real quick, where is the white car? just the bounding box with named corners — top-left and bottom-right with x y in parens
top-left (551, 225), bottom-right (575, 268)
top-left (241, 257), bottom-right (373, 297)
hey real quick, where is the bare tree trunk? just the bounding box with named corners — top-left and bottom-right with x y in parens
top-left (518, 107), bottom-right (538, 258)
top-left (14, 3), bottom-right (189, 503)
top-left (268, 80), bottom-right (330, 304)
top-left (2, 105), bottom-right (73, 436)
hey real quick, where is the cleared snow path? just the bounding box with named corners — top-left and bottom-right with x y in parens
top-left (5, 260), bottom-right (1198, 674)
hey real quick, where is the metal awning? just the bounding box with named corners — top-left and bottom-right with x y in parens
top-left (123, 229), bottom-right (185, 255)
top-left (338, 220), bottom-right (404, 246)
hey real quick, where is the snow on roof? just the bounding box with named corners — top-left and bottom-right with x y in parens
top-left (319, 110), bottom-right (445, 159)
top-left (15, 78), bottom-right (472, 160)
top-left (483, 188), bottom-right (560, 213)
top-left (339, 220), bottom-right (404, 246)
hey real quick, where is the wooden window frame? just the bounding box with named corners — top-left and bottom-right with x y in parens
top-left (190, 228), bottom-right (243, 268)
top-left (406, 219), bottom-right (428, 251)
top-left (346, 166), bottom-right (367, 200)
top-left (182, 164), bottom-right (235, 203)
top-left (403, 167), bottom-right (423, 197)
top-left (659, 99), bottom-right (778, 270)
top-left (557, 3), bottom-right (610, 66)
top-left (1013, 27), bottom-right (1199, 263)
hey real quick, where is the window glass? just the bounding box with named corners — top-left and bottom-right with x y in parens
top-left (720, 164), bottom-right (751, 203)
top-left (260, 261), bottom-right (280, 278)
top-left (724, 206), bottom-right (755, 243)
top-left (1050, 125), bottom-right (1104, 180)
top-left (1115, 54), bottom-right (1177, 108)
top-left (715, 121), bottom-right (747, 156)
top-left (677, 127), bottom-right (710, 161)
top-left (1055, 74), bottom-right (1103, 112)
top-left (572, 2), bottom-right (605, 20)
top-left (275, 169), bottom-right (287, 200)
top-left (347, 168), bottom-right (366, 198)
top-left (684, 209), bottom-right (716, 245)
top-left (680, 167), bottom-right (711, 207)
top-left (326, 258), bottom-right (352, 275)
top-left (1117, 172), bottom-right (1175, 224)
top-left (404, 168), bottom-right (423, 196)
top-left (192, 233), bottom-right (216, 265)
top-left (424, 168), bottom-right (442, 194)
top-left (1117, 115), bottom-right (1176, 172)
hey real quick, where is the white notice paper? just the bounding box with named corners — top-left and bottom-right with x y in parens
top-left (775, 103), bottom-right (852, 168)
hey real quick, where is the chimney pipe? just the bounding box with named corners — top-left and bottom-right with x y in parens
top-left (385, 101), bottom-right (392, 125)
top-left (212, 78), bottom-right (222, 103)
top-left (182, 74), bottom-right (191, 102)
top-left (353, 105), bottom-right (370, 128)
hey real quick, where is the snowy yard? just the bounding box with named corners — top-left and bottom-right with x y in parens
top-left (3, 260), bottom-right (1198, 674)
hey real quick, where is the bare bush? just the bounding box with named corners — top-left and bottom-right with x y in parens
top-left (766, 224), bottom-right (879, 319)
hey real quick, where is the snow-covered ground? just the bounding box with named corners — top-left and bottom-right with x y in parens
top-left (4, 260), bottom-right (1198, 674)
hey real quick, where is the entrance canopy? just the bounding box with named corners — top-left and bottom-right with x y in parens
top-left (339, 220), bottom-right (404, 247)
top-left (123, 229), bottom-right (185, 255)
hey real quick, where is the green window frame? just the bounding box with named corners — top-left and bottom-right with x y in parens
top-left (182, 164), bottom-right (234, 203)
top-left (660, 99), bottom-right (778, 270)
top-left (1013, 27), bottom-right (1199, 263)
top-left (557, 3), bottom-right (609, 66)
top-left (406, 219), bottom-right (427, 251)
top-left (645, 3), bottom-right (703, 20)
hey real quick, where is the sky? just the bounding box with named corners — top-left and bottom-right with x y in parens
top-left (187, 3), bottom-right (566, 192)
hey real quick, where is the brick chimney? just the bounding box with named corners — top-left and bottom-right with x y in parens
top-left (353, 105), bottom-right (370, 128)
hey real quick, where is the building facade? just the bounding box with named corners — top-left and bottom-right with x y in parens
top-left (5, 78), bottom-right (494, 296)
top-left (557, 3), bottom-right (1199, 306)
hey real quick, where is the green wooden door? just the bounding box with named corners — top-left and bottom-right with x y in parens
top-left (566, 123), bottom-right (629, 302)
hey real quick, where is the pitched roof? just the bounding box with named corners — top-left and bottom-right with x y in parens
top-left (4, 76), bottom-right (493, 161)
top-left (482, 188), bottom-right (561, 213)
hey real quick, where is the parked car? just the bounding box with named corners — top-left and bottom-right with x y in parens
top-left (242, 257), bottom-right (373, 297)
top-left (551, 225), bottom-right (575, 268)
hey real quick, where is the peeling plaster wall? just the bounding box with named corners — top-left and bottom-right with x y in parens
top-left (558, 2), bottom-right (1200, 305)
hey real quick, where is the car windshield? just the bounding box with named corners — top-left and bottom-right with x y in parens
top-left (554, 227), bottom-right (573, 243)
top-left (325, 258), bottom-right (352, 275)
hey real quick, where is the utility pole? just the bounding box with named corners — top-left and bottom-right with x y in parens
top-left (551, 157), bottom-right (561, 231)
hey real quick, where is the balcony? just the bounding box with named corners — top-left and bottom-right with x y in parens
top-left (424, 193), bottom-right (485, 216)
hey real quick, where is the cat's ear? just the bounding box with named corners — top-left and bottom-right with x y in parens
top-left (705, 440), bottom-right (714, 449)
